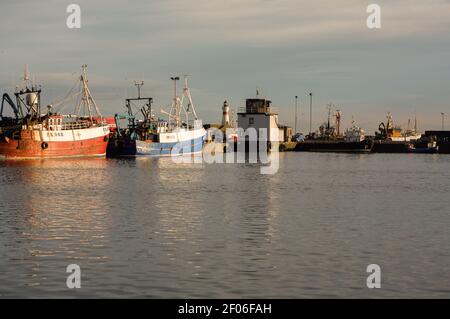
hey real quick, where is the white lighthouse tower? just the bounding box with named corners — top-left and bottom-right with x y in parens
top-left (222, 100), bottom-right (230, 126)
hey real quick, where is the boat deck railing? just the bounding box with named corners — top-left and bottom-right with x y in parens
top-left (238, 106), bottom-right (279, 114)
top-left (61, 121), bottom-right (92, 130)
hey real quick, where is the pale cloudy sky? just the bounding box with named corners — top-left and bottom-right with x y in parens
top-left (1, 0), bottom-right (450, 131)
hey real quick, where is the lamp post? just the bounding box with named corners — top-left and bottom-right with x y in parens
top-left (309, 92), bottom-right (313, 135)
top-left (170, 76), bottom-right (180, 127)
top-left (170, 76), bottom-right (180, 100)
top-left (442, 112), bottom-right (445, 130)
top-left (294, 96), bottom-right (298, 134)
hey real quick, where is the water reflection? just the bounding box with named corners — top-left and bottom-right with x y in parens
top-left (1, 154), bottom-right (450, 297)
top-left (0, 159), bottom-right (111, 292)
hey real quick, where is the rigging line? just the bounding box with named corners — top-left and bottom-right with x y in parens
top-left (75, 81), bottom-right (83, 116)
top-left (130, 101), bottom-right (143, 114)
top-left (49, 77), bottom-right (80, 112)
top-left (84, 84), bottom-right (101, 116)
top-left (53, 91), bottom-right (82, 113)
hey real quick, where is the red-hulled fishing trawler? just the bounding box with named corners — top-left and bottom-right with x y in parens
top-left (0, 65), bottom-right (110, 160)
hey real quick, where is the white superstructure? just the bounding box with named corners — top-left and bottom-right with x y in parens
top-left (237, 97), bottom-right (284, 143)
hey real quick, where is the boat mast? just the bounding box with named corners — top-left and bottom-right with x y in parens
top-left (77, 64), bottom-right (102, 120)
top-left (183, 75), bottom-right (198, 121)
top-left (166, 75), bottom-right (198, 129)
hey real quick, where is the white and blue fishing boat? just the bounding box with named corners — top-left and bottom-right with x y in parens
top-left (107, 76), bottom-right (206, 157)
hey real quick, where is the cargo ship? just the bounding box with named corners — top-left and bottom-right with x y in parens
top-left (376, 113), bottom-right (422, 142)
top-left (107, 76), bottom-right (206, 157)
top-left (0, 65), bottom-right (110, 160)
top-left (372, 113), bottom-right (421, 153)
top-left (295, 108), bottom-right (373, 153)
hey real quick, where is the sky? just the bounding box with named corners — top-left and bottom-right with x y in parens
top-left (1, 0), bottom-right (450, 132)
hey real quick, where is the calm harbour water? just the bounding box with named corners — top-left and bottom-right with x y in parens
top-left (0, 153), bottom-right (449, 298)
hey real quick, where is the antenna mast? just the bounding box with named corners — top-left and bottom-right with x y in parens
top-left (135, 80), bottom-right (144, 99)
